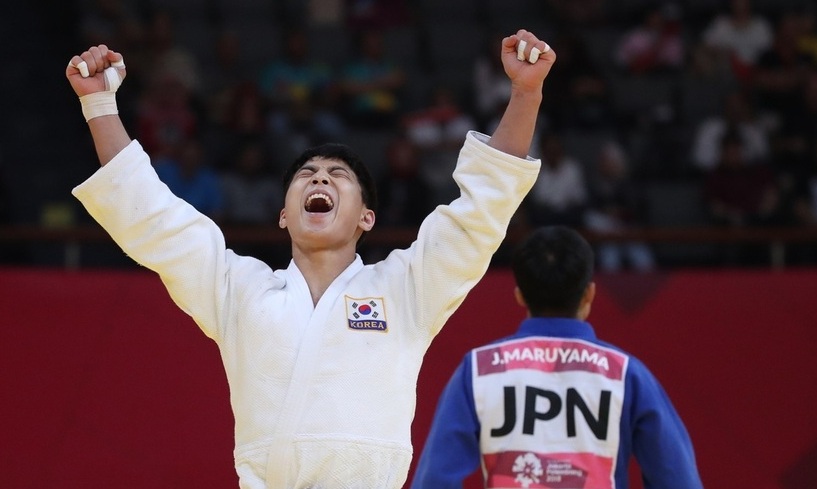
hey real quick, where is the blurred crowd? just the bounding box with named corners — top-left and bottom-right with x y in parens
top-left (5, 0), bottom-right (817, 270)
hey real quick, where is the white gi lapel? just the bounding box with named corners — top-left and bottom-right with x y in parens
top-left (265, 257), bottom-right (365, 487)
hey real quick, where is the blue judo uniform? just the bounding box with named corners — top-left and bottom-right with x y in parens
top-left (412, 318), bottom-right (703, 489)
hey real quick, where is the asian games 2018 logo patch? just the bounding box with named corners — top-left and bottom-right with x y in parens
top-left (345, 296), bottom-right (387, 332)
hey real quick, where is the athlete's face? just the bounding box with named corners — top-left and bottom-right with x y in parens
top-left (279, 157), bottom-right (375, 251)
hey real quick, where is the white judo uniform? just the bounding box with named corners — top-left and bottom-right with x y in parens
top-left (72, 130), bottom-right (540, 489)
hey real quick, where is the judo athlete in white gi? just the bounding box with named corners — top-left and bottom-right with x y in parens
top-left (65, 30), bottom-right (555, 489)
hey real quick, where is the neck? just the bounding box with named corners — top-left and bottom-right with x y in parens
top-left (292, 246), bottom-right (357, 305)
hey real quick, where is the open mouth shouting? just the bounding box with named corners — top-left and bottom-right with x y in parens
top-left (305, 192), bottom-right (334, 213)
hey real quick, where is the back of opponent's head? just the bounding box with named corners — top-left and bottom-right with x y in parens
top-left (511, 226), bottom-right (594, 318)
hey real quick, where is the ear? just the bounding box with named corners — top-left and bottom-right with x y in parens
top-left (279, 209), bottom-right (287, 229)
top-left (578, 282), bottom-right (596, 320)
top-left (513, 286), bottom-right (526, 308)
top-left (359, 208), bottom-right (375, 232)
top-left (513, 286), bottom-right (533, 318)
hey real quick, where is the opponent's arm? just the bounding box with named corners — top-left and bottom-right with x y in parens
top-left (411, 361), bottom-right (481, 488)
top-left (629, 363), bottom-right (704, 489)
top-left (488, 30), bottom-right (556, 158)
top-left (65, 44), bottom-right (131, 166)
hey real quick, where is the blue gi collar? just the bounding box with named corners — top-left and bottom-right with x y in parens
top-left (516, 317), bottom-right (598, 342)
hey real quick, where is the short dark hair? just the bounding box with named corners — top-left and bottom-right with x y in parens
top-left (511, 226), bottom-right (594, 317)
top-left (282, 143), bottom-right (378, 245)
top-left (282, 143), bottom-right (378, 212)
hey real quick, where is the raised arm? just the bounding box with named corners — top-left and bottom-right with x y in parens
top-left (488, 29), bottom-right (556, 158)
top-left (66, 45), bottom-right (242, 342)
top-left (65, 44), bottom-right (131, 165)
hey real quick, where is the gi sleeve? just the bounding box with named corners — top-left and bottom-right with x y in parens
top-left (407, 131), bottom-right (540, 339)
top-left (410, 357), bottom-right (481, 489)
top-left (72, 140), bottom-right (262, 342)
top-left (627, 359), bottom-right (704, 489)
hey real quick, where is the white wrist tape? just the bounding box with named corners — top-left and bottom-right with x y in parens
top-left (80, 91), bottom-right (118, 121)
top-left (78, 64), bottom-right (125, 122)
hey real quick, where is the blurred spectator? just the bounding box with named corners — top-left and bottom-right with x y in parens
top-left (522, 132), bottom-right (588, 228)
top-left (259, 28), bottom-right (345, 160)
top-left (704, 129), bottom-right (787, 265)
top-left (141, 10), bottom-right (203, 99)
top-left (473, 32), bottom-right (512, 128)
top-left (704, 129), bottom-right (780, 229)
top-left (753, 13), bottom-right (815, 128)
top-left (131, 10), bottom-right (204, 159)
top-left (584, 141), bottom-right (655, 272)
top-left (209, 81), bottom-right (269, 171)
top-left (542, 31), bottom-right (612, 130)
top-left (259, 28), bottom-right (332, 105)
top-left (701, 0), bottom-right (773, 81)
top-left (797, 6), bottom-right (817, 64)
top-left (0, 152), bottom-right (16, 263)
top-left (686, 33), bottom-right (736, 82)
top-left (403, 86), bottom-right (476, 154)
top-left (766, 67), bottom-right (817, 242)
top-left (308, 0), bottom-right (345, 25)
top-left (220, 138), bottom-right (289, 266)
top-left (79, 0), bottom-right (145, 123)
top-left (339, 29), bottom-right (406, 129)
top-left (789, 161), bottom-right (817, 264)
top-left (792, 142), bottom-right (817, 224)
top-left (772, 68), bottom-right (817, 181)
top-left (691, 89), bottom-right (769, 172)
top-left (154, 138), bottom-right (224, 221)
top-left (616, 3), bottom-right (685, 76)
top-left (376, 133), bottom-right (434, 227)
top-left (201, 29), bottom-right (256, 130)
top-left (404, 86), bottom-right (477, 205)
top-left (0, 150), bottom-right (7, 223)
top-left (680, 30), bottom-right (739, 127)
top-left (135, 73), bottom-right (199, 160)
top-left (199, 28), bottom-right (267, 170)
top-left (345, 0), bottom-right (412, 29)
top-left (220, 139), bottom-right (281, 226)
top-left (362, 132), bottom-right (434, 263)
top-left (548, 0), bottom-right (606, 27)
top-left (79, 0), bottom-right (143, 51)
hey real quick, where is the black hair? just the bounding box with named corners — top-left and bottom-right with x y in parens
top-left (511, 226), bottom-right (594, 317)
top-left (282, 143), bottom-right (378, 243)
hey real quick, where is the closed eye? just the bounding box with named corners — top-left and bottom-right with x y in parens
top-left (296, 167), bottom-right (316, 178)
top-left (297, 163), bottom-right (352, 180)
top-left (329, 167), bottom-right (352, 179)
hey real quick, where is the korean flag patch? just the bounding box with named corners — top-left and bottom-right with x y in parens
top-left (345, 296), bottom-right (387, 332)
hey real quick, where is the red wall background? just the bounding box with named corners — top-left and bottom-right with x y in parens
top-left (2, 267), bottom-right (816, 488)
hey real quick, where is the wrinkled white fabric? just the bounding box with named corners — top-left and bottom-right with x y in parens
top-left (72, 131), bottom-right (541, 488)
